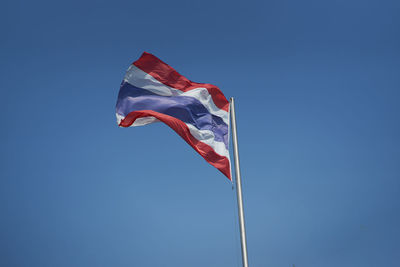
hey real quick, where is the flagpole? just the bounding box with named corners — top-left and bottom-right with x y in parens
top-left (230, 97), bottom-right (249, 267)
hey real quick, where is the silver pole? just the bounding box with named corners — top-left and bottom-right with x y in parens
top-left (230, 97), bottom-right (249, 267)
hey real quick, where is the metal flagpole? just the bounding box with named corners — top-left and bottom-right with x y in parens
top-left (230, 97), bottom-right (249, 267)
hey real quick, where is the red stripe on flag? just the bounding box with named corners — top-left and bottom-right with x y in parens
top-left (133, 52), bottom-right (230, 112)
top-left (119, 110), bottom-right (231, 179)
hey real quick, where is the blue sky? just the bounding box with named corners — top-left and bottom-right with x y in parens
top-left (1, 0), bottom-right (399, 266)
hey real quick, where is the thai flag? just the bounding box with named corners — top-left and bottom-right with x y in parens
top-left (116, 52), bottom-right (231, 179)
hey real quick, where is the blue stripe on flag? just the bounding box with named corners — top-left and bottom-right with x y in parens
top-left (116, 82), bottom-right (229, 148)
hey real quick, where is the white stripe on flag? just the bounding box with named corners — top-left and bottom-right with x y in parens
top-left (117, 113), bottom-right (229, 158)
top-left (187, 124), bottom-right (229, 158)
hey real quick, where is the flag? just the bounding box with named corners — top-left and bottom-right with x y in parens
top-left (116, 52), bottom-right (231, 179)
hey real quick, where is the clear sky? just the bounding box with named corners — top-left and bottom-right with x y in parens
top-left (1, 0), bottom-right (399, 266)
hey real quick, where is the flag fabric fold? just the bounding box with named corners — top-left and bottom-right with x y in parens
top-left (116, 52), bottom-right (231, 179)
